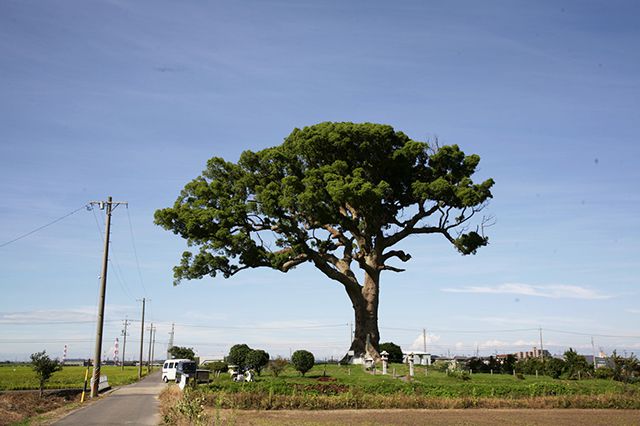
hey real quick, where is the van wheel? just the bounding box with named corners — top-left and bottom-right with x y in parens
top-left (162, 376), bottom-right (168, 383)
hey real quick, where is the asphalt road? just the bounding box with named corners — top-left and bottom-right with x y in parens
top-left (54, 371), bottom-right (165, 425)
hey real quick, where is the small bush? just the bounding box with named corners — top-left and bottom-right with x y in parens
top-left (593, 367), bottom-right (614, 379)
top-left (291, 350), bottom-right (315, 376)
top-left (449, 370), bottom-right (471, 381)
top-left (162, 387), bottom-right (209, 425)
top-left (268, 357), bottom-right (288, 377)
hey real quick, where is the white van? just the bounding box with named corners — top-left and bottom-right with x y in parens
top-left (162, 359), bottom-right (191, 383)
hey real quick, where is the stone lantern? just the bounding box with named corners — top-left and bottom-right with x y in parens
top-left (364, 354), bottom-right (374, 370)
top-left (380, 350), bottom-right (389, 375)
top-left (408, 351), bottom-right (415, 377)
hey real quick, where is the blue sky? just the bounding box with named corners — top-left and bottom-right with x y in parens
top-left (1, 0), bottom-right (639, 362)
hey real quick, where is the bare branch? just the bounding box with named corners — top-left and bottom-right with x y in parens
top-left (381, 204), bottom-right (439, 248)
top-left (382, 250), bottom-right (412, 262)
top-left (281, 254), bottom-right (308, 272)
top-left (379, 265), bottom-right (406, 273)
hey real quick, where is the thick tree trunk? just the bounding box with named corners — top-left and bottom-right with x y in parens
top-left (344, 265), bottom-right (381, 361)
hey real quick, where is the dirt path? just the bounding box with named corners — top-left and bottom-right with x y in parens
top-left (213, 408), bottom-right (640, 425)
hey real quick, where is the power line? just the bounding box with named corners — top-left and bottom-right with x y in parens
top-left (381, 326), bottom-right (539, 334)
top-left (126, 206), bottom-right (147, 296)
top-left (166, 322), bottom-right (349, 330)
top-left (0, 204), bottom-right (88, 248)
top-left (545, 328), bottom-right (640, 339)
top-left (91, 204), bottom-right (134, 300)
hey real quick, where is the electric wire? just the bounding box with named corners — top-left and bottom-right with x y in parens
top-left (0, 204), bottom-right (88, 248)
top-left (90, 205), bottom-right (134, 300)
top-left (125, 205), bottom-right (147, 296)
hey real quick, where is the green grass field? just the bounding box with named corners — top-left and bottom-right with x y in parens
top-left (194, 363), bottom-right (640, 409)
top-left (0, 365), bottom-right (144, 390)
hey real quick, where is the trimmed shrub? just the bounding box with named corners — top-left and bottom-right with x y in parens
top-left (291, 350), bottom-right (315, 376)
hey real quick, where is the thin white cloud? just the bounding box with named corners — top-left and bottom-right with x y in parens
top-left (410, 333), bottom-right (440, 350)
top-left (0, 305), bottom-right (135, 324)
top-left (441, 283), bottom-right (611, 300)
top-left (0, 308), bottom-right (95, 324)
top-left (626, 309), bottom-right (640, 314)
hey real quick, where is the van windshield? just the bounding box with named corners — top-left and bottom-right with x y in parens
top-left (179, 361), bottom-right (197, 374)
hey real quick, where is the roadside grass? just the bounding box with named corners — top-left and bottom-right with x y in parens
top-left (0, 365), bottom-right (144, 390)
top-left (193, 364), bottom-right (640, 410)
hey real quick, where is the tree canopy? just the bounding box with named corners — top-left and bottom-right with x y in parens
top-left (227, 344), bottom-right (251, 368)
top-left (155, 122), bottom-right (494, 357)
top-left (379, 342), bottom-right (403, 363)
top-left (168, 346), bottom-right (196, 360)
top-left (30, 350), bottom-right (62, 398)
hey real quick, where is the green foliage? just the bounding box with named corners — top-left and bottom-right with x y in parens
top-left (168, 346), bottom-right (196, 361)
top-left (291, 350), bottom-right (315, 376)
top-left (379, 342), bottom-right (403, 363)
top-left (430, 361), bottom-right (451, 372)
top-left (163, 388), bottom-right (209, 426)
top-left (245, 349), bottom-right (270, 375)
top-left (268, 357), bottom-right (288, 377)
top-left (515, 357), bottom-right (544, 375)
top-left (198, 364), bottom-right (640, 410)
top-left (204, 361), bottom-right (228, 374)
top-left (449, 369), bottom-right (471, 381)
top-left (227, 344), bottom-right (251, 369)
top-left (155, 122), bottom-right (494, 283)
top-left (563, 348), bottom-right (592, 379)
top-left (30, 351), bottom-right (62, 397)
top-left (154, 122), bottom-right (494, 355)
top-left (466, 356), bottom-right (501, 374)
top-left (544, 358), bottom-right (566, 379)
top-left (594, 367), bottom-right (614, 380)
top-left (500, 355), bottom-right (517, 374)
top-left (611, 351), bottom-right (640, 383)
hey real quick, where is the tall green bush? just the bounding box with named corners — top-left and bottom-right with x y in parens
top-left (291, 350), bottom-right (315, 376)
top-left (379, 342), bottom-right (403, 363)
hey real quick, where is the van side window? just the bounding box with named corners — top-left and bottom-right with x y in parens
top-left (164, 362), bottom-right (168, 368)
top-left (169, 362), bottom-right (174, 368)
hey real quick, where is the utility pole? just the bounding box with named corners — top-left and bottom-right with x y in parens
top-left (151, 326), bottom-right (157, 369)
top-left (539, 327), bottom-right (545, 361)
top-left (138, 298), bottom-right (146, 378)
top-left (90, 196), bottom-right (127, 398)
top-left (167, 323), bottom-right (175, 359)
top-left (350, 323), bottom-right (353, 344)
top-left (423, 328), bottom-right (427, 353)
top-left (147, 323), bottom-right (154, 374)
top-left (591, 336), bottom-right (597, 369)
top-left (121, 318), bottom-right (130, 371)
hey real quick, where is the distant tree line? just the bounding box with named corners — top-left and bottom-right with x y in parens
top-left (461, 349), bottom-right (639, 383)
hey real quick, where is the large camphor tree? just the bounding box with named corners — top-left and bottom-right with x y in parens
top-left (155, 122), bottom-right (494, 359)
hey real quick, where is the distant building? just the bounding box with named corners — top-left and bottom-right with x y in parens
top-left (496, 346), bottom-right (552, 361)
top-left (199, 355), bottom-right (225, 365)
top-left (402, 351), bottom-right (432, 366)
top-left (582, 355), bottom-right (611, 369)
